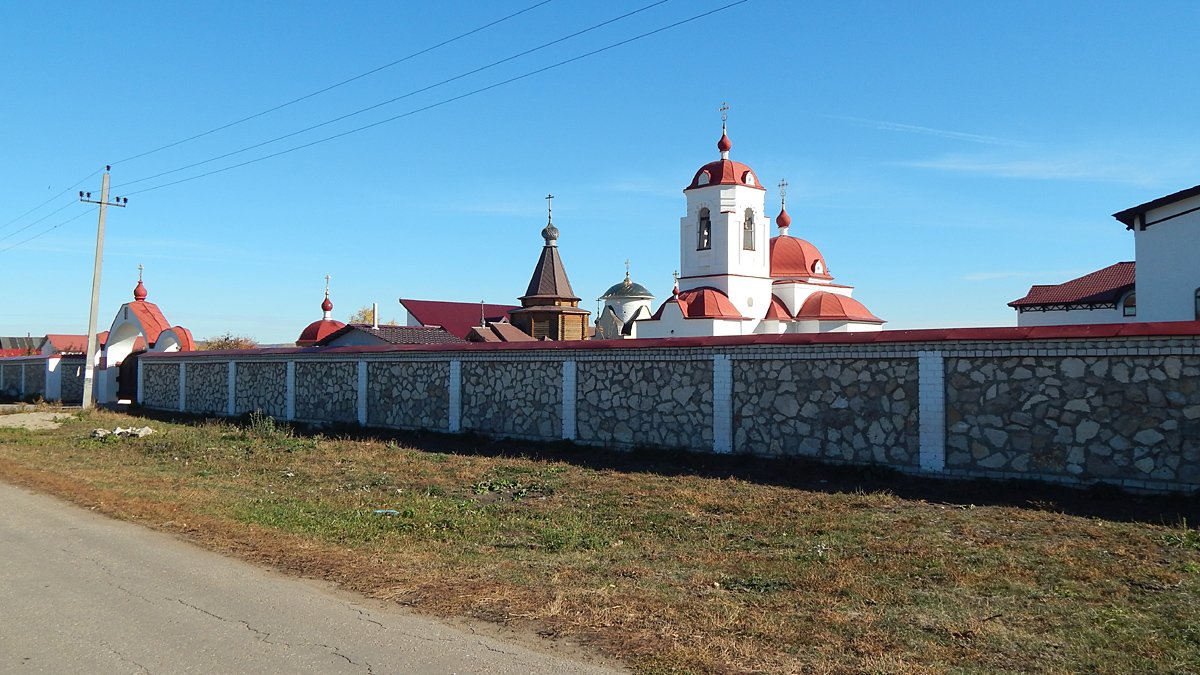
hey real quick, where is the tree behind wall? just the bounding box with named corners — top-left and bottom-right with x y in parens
top-left (197, 333), bottom-right (258, 350)
top-left (347, 306), bottom-right (398, 326)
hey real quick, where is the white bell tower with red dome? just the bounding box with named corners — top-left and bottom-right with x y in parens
top-left (676, 106), bottom-right (772, 320)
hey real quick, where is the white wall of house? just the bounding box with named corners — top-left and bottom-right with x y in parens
top-left (1015, 304), bottom-right (1133, 327)
top-left (1134, 193), bottom-right (1200, 322)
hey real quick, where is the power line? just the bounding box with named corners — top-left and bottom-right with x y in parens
top-left (121, 0), bottom-right (749, 197)
top-left (111, 0), bottom-right (557, 166)
top-left (0, 200), bottom-right (80, 243)
top-left (0, 208), bottom-right (91, 254)
top-left (121, 0), bottom-right (749, 198)
top-left (110, 0), bottom-right (671, 192)
top-left (0, 169), bottom-right (100, 234)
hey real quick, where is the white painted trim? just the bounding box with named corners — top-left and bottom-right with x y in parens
top-left (285, 361), bottom-right (296, 420)
top-left (448, 360), bottom-right (462, 433)
top-left (918, 351), bottom-right (946, 472)
top-left (227, 361), bottom-right (237, 417)
top-left (712, 354), bottom-right (732, 453)
top-left (561, 360), bottom-right (577, 440)
top-left (356, 360), bottom-right (368, 425)
top-left (178, 362), bottom-right (187, 413)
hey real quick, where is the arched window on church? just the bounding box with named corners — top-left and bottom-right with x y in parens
top-left (743, 208), bottom-right (755, 251)
top-left (1123, 292), bottom-right (1137, 317)
top-left (698, 208), bottom-right (711, 250)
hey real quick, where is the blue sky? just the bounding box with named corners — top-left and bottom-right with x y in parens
top-left (2, 1), bottom-right (1199, 343)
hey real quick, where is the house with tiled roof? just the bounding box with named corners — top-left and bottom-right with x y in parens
top-left (1012, 183), bottom-right (1200, 326)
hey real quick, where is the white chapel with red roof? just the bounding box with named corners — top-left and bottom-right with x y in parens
top-left (632, 113), bottom-right (883, 338)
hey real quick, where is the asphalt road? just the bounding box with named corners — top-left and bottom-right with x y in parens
top-left (0, 481), bottom-right (622, 674)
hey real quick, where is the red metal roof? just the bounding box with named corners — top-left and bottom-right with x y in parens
top-left (795, 292), bottom-right (884, 323)
top-left (770, 235), bottom-right (833, 280)
top-left (296, 319), bottom-right (345, 346)
top-left (685, 159), bottom-right (765, 192)
top-left (1009, 262), bottom-right (1135, 308)
top-left (651, 287), bottom-right (746, 321)
top-left (763, 295), bottom-right (791, 321)
top-left (44, 331), bottom-right (114, 354)
top-left (399, 299), bottom-right (520, 340)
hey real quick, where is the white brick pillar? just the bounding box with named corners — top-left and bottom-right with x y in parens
top-left (356, 360), bottom-right (368, 426)
top-left (918, 351), bottom-right (946, 472)
top-left (561, 360), bottom-right (577, 440)
top-left (285, 361), bottom-right (296, 420)
top-left (448, 360), bottom-right (462, 433)
top-left (177, 362), bottom-right (187, 412)
top-left (712, 354), bottom-right (733, 454)
top-left (45, 357), bottom-right (62, 402)
top-left (227, 361), bottom-right (237, 416)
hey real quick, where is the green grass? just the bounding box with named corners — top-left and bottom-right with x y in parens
top-left (0, 407), bottom-right (1198, 673)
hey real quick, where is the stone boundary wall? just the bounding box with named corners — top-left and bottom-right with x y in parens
top-left (235, 362), bottom-right (287, 418)
top-left (59, 360), bottom-right (85, 404)
top-left (133, 334), bottom-right (1200, 494)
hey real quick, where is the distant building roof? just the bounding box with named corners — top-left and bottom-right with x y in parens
top-left (318, 323), bottom-right (464, 346)
top-left (0, 336), bottom-right (42, 352)
top-left (43, 332), bottom-right (114, 354)
top-left (1009, 262), bottom-right (1135, 310)
top-left (399, 299), bottom-right (520, 340)
top-left (1113, 184), bottom-right (1200, 229)
top-left (465, 321), bottom-right (537, 343)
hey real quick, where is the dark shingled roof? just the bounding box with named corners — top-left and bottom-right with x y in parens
top-left (1009, 262), bottom-right (1135, 308)
top-left (317, 323), bottom-right (464, 346)
top-left (399, 299), bottom-right (519, 340)
top-left (522, 245), bottom-right (579, 303)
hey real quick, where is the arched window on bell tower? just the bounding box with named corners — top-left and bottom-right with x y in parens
top-left (697, 207), bottom-right (711, 250)
top-left (743, 208), bottom-right (755, 251)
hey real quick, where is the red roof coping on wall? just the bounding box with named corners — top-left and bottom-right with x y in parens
top-left (140, 320), bottom-right (1200, 359)
top-left (1009, 262), bottom-right (1135, 308)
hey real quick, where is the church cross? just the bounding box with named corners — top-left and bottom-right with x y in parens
top-left (719, 101), bottom-right (729, 123)
top-left (137, 263), bottom-right (144, 282)
top-left (778, 179), bottom-right (788, 206)
top-left (624, 258), bottom-right (631, 280)
top-left (545, 193), bottom-right (554, 223)
top-left (324, 274), bottom-right (331, 295)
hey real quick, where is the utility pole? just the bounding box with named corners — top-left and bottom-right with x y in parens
top-left (78, 166), bottom-right (128, 409)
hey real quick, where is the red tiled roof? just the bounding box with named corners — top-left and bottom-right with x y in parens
top-left (127, 301), bottom-right (172, 346)
top-left (1009, 262), bottom-right (1135, 308)
top-left (400, 299), bottom-right (520, 340)
top-left (795, 292), bottom-right (884, 323)
top-left (318, 323), bottom-right (463, 346)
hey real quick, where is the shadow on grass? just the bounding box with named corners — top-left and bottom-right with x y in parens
top-left (126, 406), bottom-right (1200, 528)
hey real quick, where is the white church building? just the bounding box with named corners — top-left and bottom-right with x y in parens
top-left (631, 120), bottom-right (883, 338)
top-left (1010, 184), bottom-right (1200, 326)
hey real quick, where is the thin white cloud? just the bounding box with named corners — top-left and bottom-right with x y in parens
top-left (897, 154), bottom-right (1159, 185)
top-left (828, 115), bottom-right (1026, 147)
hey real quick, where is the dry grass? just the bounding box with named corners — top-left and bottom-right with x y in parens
top-left (1, 407), bottom-right (1199, 674)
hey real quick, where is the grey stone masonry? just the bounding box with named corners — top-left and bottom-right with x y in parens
top-left (294, 361), bottom-right (358, 423)
top-left (461, 361), bottom-right (562, 439)
top-left (577, 359), bottom-right (713, 450)
top-left (367, 361), bottom-right (450, 430)
top-left (1, 364), bottom-right (20, 397)
top-left (59, 361), bottom-right (85, 404)
top-left (24, 364), bottom-right (45, 398)
top-left (946, 355), bottom-right (1200, 487)
top-left (235, 362), bottom-right (287, 418)
top-left (184, 362), bottom-right (229, 415)
top-left (733, 358), bottom-right (920, 466)
top-left (142, 362), bottom-right (180, 409)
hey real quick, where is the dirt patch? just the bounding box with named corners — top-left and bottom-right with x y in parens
top-left (0, 412), bottom-right (72, 430)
